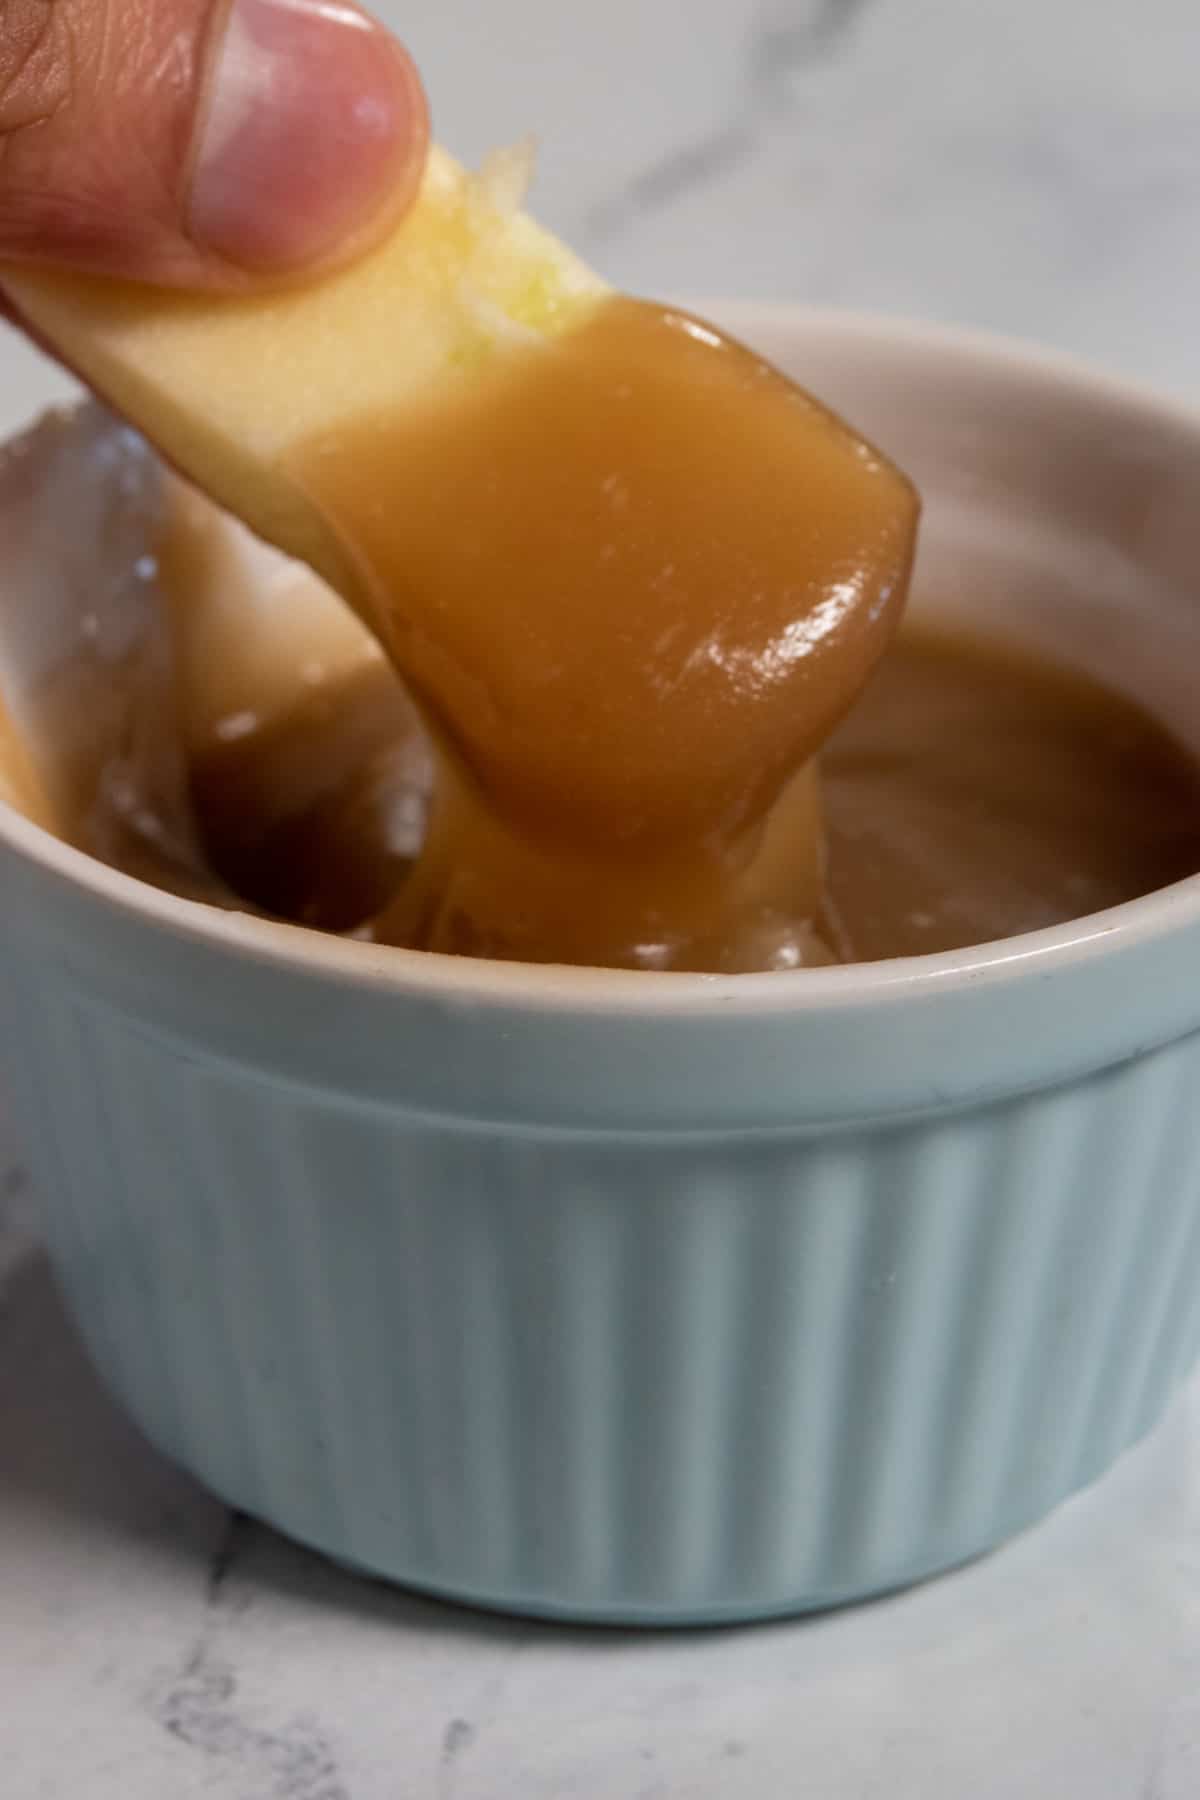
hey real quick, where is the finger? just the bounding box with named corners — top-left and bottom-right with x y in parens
top-left (0, 0), bottom-right (429, 290)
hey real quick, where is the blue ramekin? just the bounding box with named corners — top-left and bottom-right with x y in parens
top-left (3, 308), bottom-right (1200, 1622)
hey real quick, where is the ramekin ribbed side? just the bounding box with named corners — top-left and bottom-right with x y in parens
top-left (5, 945), bottom-right (1199, 1623)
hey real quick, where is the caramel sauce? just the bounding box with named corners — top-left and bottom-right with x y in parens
top-left (822, 629), bottom-right (1200, 958)
top-left (181, 622), bottom-right (1200, 963)
top-left (0, 690), bottom-right (51, 831)
top-left (286, 296), bottom-right (917, 969)
top-left (188, 659), bottom-right (427, 931)
top-left (9, 314), bottom-right (1198, 971)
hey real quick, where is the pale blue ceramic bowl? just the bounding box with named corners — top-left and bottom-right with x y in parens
top-left (3, 308), bottom-right (1200, 1623)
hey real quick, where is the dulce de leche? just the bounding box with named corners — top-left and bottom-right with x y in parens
top-left (286, 298), bottom-right (918, 970)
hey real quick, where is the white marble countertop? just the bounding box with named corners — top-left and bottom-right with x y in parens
top-left (4, 0), bottom-right (1200, 1793)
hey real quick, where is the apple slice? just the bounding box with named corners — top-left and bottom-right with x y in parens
top-left (1, 145), bottom-right (607, 602)
top-left (1, 146), bottom-right (918, 971)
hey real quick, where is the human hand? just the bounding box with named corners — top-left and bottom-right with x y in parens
top-left (0, 0), bottom-right (428, 292)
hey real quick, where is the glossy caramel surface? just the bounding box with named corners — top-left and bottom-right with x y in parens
top-left (823, 628), bottom-right (1200, 959)
top-left (185, 625), bottom-right (1200, 965)
top-left (289, 296), bottom-right (917, 967)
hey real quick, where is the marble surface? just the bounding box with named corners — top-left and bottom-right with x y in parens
top-left (5, 0), bottom-right (1200, 1792)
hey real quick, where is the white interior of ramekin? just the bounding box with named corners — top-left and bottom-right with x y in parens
top-left (2, 304), bottom-right (1200, 1025)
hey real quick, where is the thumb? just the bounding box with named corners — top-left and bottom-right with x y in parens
top-left (0, 0), bottom-right (428, 288)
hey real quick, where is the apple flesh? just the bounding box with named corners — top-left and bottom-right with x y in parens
top-left (1, 146), bottom-right (607, 605)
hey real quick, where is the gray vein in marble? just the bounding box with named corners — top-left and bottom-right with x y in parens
top-left (438, 1717), bottom-right (477, 1800)
top-left (441, 1718), bottom-right (475, 1761)
top-left (747, 0), bottom-right (876, 110)
top-left (578, 0), bottom-right (875, 249)
top-left (153, 1640), bottom-right (349, 1799)
top-left (581, 124), bottom-right (758, 248)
